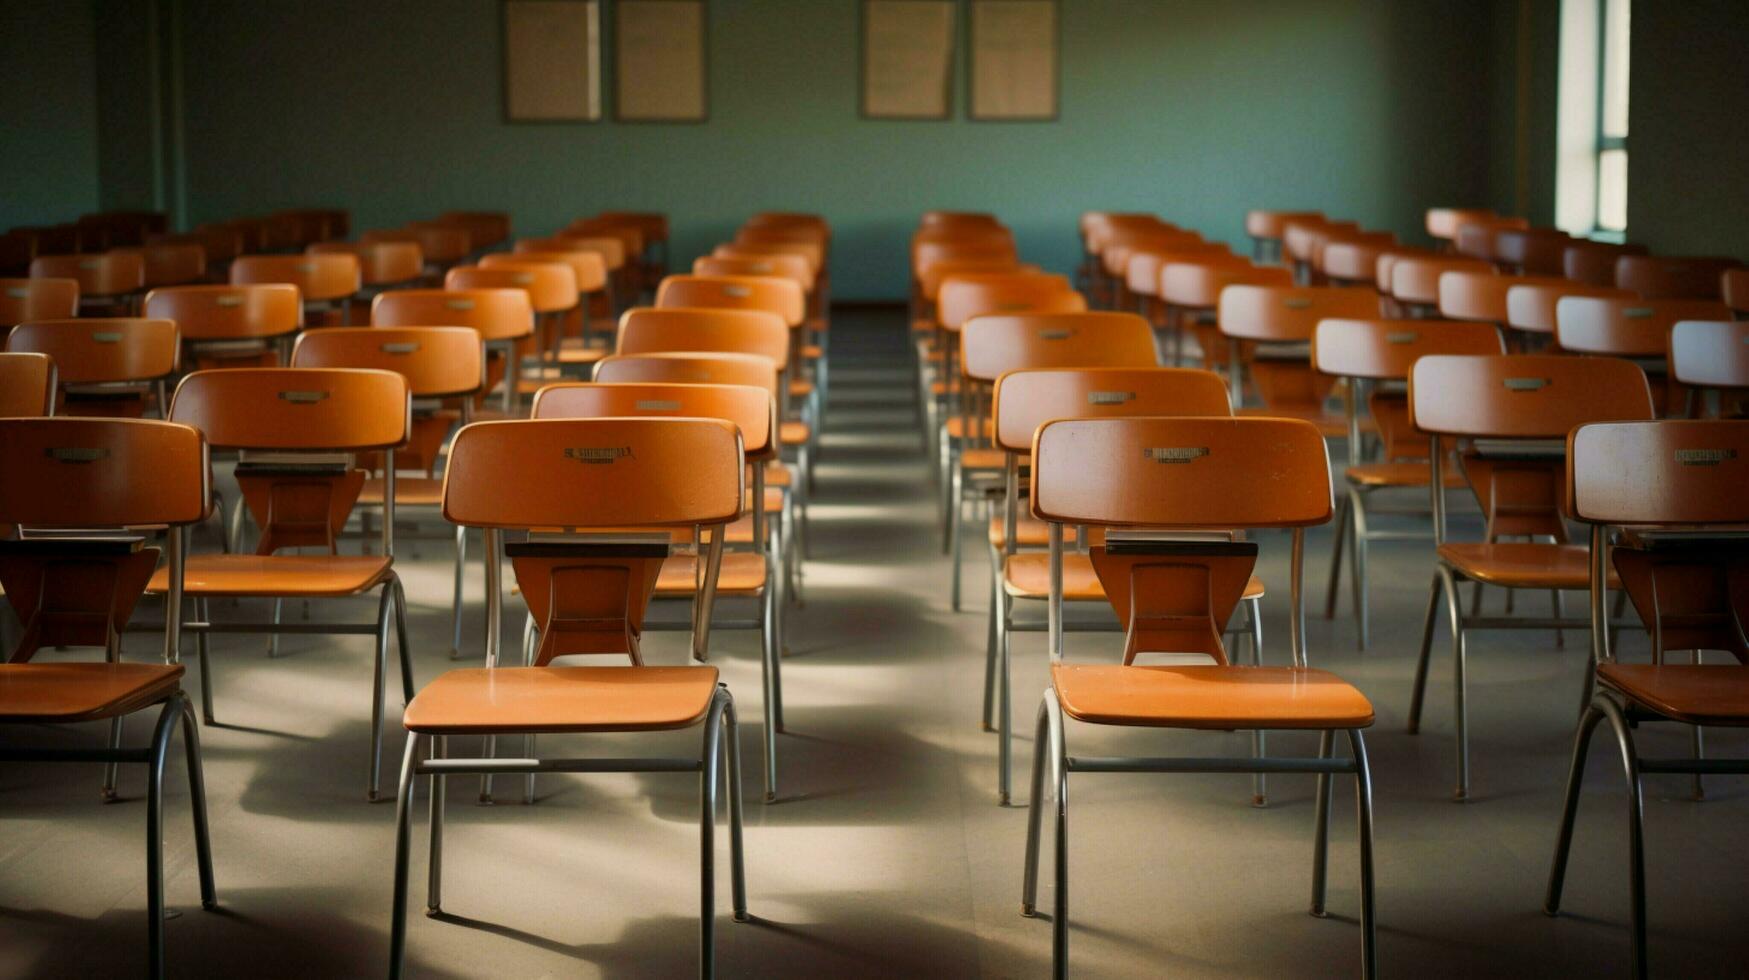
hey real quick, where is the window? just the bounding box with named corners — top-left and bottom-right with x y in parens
top-left (1556, 0), bottom-right (1630, 238)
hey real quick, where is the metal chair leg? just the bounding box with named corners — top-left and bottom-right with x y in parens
top-left (1406, 573), bottom-right (1444, 734)
top-left (268, 598), bottom-right (282, 658)
top-left (1310, 730), bottom-right (1336, 916)
top-left (1049, 700), bottom-right (1069, 980)
top-left (428, 735), bottom-right (445, 913)
top-left (982, 563), bottom-right (1000, 732)
top-left (1442, 565), bottom-right (1473, 801)
top-left (950, 465), bottom-right (965, 611)
top-left (1349, 488), bottom-right (1371, 650)
top-left (700, 692), bottom-right (727, 979)
top-left (1248, 596), bottom-right (1268, 807)
top-left (1323, 492), bottom-right (1350, 620)
top-left (723, 691), bottom-right (749, 923)
top-left (195, 597), bottom-right (215, 724)
top-left (368, 584), bottom-right (394, 802)
top-left (388, 734), bottom-right (421, 979)
top-left (997, 593), bottom-right (1013, 805)
top-left (392, 577), bottom-right (414, 704)
top-left (145, 697), bottom-right (181, 980)
top-left (1021, 695), bottom-right (1053, 917)
top-left (1544, 702), bottom-right (1607, 916)
top-left (102, 716), bottom-right (123, 802)
top-left (1348, 729), bottom-right (1378, 980)
top-left (760, 590), bottom-right (779, 803)
top-left (449, 524), bottom-right (467, 659)
top-left (1553, 696), bottom-right (1648, 978)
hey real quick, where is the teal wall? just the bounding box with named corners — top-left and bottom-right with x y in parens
top-left (0, 0), bottom-right (100, 229)
top-left (1627, 0), bottom-right (1749, 258)
top-left (157, 0), bottom-right (1504, 299)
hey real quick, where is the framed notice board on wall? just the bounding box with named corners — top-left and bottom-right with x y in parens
top-left (969, 0), bottom-right (1059, 121)
top-left (860, 0), bottom-right (956, 120)
top-left (615, 0), bottom-right (709, 122)
top-left (503, 0), bottom-right (603, 122)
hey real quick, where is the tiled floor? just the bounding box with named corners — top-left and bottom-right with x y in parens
top-left (3, 310), bottom-right (1746, 978)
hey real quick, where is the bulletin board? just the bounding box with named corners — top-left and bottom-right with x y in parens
top-left (969, 0), bottom-right (1058, 121)
top-left (504, 0), bottom-right (602, 122)
top-left (861, 0), bottom-right (956, 120)
top-left (615, 0), bottom-right (710, 122)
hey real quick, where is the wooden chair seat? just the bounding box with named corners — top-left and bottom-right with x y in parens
top-left (788, 379), bottom-right (814, 398)
top-left (1434, 542), bottom-right (1615, 589)
top-left (147, 554), bottom-right (394, 597)
top-left (1051, 663), bottom-right (1375, 730)
top-left (1006, 552), bottom-right (1264, 603)
top-left (960, 447), bottom-right (1006, 470)
top-left (780, 420), bottom-right (810, 445)
top-left (555, 346), bottom-right (610, 365)
top-left (402, 665), bottom-right (720, 735)
top-left (1596, 664), bottom-right (1749, 727)
top-left (359, 476), bottom-right (445, 507)
top-left (1237, 404), bottom-right (1367, 439)
top-left (0, 663), bottom-right (185, 723)
top-left (1345, 462), bottom-right (1468, 489)
top-left (655, 552), bottom-right (766, 596)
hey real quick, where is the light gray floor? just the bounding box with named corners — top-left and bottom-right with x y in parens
top-left (3, 310), bottom-right (1746, 978)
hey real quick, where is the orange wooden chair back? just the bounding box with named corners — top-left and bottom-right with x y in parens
top-left (656, 274), bottom-right (805, 328)
top-left (0, 352), bottom-right (56, 417)
top-left (616, 307), bottom-right (790, 370)
top-left (231, 253), bottom-right (362, 302)
top-left (2, 278), bottom-right (79, 325)
top-left (961, 311), bottom-right (1158, 383)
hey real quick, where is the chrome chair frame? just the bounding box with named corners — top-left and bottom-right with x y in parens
top-left (985, 454), bottom-right (1264, 805)
top-left (1020, 523), bottom-right (1376, 979)
top-left (131, 459), bottom-right (414, 801)
top-left (504, 464), bottom-right (786, 803)
top-left (1543, 523), bottom-right (1749, 980)
top-left (1407, 436), bottom-right (1638, 801)
top-left (0, 524), bottom-right (217, 979)
top-left (388, 525), bottom-right (749, 980)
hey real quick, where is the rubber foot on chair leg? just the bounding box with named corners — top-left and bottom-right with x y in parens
top-left (1452, 787), bottom-right (1468, 803)
top-left (733, 911), bottom-right (751, 923)
top-left (1309, 905), bottom-right (1329, 919)
top-left (203, 713), bottom-right (215, 725)
top-left (201, 900), bottom-right (218, 912)
top-left (367, 790), bottom-right (381, 803)
top-left (998, 792), bottom-right (1010, 806)
top-left (763, 792), bottom-right (777, 804)
top-left (1020, 903), bottom-right (1037, 918)
top-left (1250, 795), bottom-right (1268, 808)
top-left (425, 905), bottom-right (442, 917)
top-left (980, 722), bottom-right (994, 733)
top-left (100, 787), bottom-right (118, 803)
top-left (477, 794), bottom-right (495, 806)
top-left (448, 648), bottom-right (461, 660)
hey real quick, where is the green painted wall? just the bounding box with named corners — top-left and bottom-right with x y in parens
top-left (0, 0), bottom-right (100, 230)
top-left (163, 0), bottom-right (1504, 298)
top-left (1627, 0), bottom-right (1749, 258)
top-left (93, 0), bottom-right (161, 213)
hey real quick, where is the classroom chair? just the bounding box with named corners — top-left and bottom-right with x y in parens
top-left (1503, 281), bottom-right (1634, 344)
top-left (387, 416), bottom-right (751, 979)
top-left (144, 282), bottom-right (303, 371)
top-left (289, 326), bottom-right (485, 658)
top-left (1019, 415), bottom-right (1376, 979)
top-left (1554, 296), bottom-right (1732, 415)
top-left (0, 416), bottom-right (216, 978)
top-left (2, 276), bottom-right (79, 326)
top-left (0, 350), bottom-right (56, 417)
top-left (1614, 254), bottom-right (1743, 301)
top-left (143, 367), bottom-right (415, 800)
top-left (1668, 319), bottom-right (1749, 417)
top-left (1563, 240), bottom-right (1649, 287)
top-left (1215, 284), bottom-right (1378, 427)
top-left (31, 250), bottom-right (147, 314)
top-left (1544, 418), bottom-right (1749, 979)
top-left (1312, 318), bottom-right (1506, 648)
top-left (5, 318), bottom-right (178, 417)
top-left (1405, 354), bottom-right (1655, 800)
top-left (372, 288), bottom-right (534, 416)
